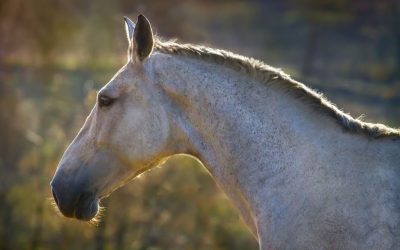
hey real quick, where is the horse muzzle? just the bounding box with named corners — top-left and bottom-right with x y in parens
top-left (50, 175), bottom-right (99, 221)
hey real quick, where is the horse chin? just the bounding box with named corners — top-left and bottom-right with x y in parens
top-left (74, 193), bottom-right (99, 221)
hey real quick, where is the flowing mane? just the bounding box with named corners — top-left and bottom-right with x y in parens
top-left (155, 39), bottom-right (400, 139)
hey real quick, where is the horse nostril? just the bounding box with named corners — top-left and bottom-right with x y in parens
top-left (52, 189), bottom-right (59, 206)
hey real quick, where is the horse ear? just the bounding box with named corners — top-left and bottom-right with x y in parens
top-left (124, 16), bottom-right (135, 45)
top-left (133, 14), bottom-right (154, 61)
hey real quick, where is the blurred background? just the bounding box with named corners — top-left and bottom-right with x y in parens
top-left (0, 0), bottom-right (399, 249)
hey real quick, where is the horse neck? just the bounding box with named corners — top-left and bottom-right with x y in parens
top-left (152, 52), bottom-right (397, 235)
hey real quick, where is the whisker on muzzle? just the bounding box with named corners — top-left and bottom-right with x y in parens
top-left (88, 205), bottom-right (106, 227)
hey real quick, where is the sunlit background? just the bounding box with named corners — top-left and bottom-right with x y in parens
top-left (1, 0), bottom-right (399, 249)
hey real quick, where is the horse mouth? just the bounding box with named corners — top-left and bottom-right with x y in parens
top-left (52, 188), bottom-right (99, 221)
top-left (73, 192), bottom-right (99, 221)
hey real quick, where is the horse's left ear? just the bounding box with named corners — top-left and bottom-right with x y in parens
top-left (124, 14), bottom-right (154, 62)
top-left (134, 14), bottom-right (154, 61)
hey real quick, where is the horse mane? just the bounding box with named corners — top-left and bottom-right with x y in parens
top-left (154, 39), bottom-right (400, 139)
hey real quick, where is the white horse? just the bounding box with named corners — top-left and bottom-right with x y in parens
top-left (51, 15), bottom-right (400, 249)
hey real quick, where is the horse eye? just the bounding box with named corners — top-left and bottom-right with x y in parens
top-left (98, 94), bottom-right (115, 108)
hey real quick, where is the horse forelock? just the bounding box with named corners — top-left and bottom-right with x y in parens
top-left (154, 39), bottom-right (400, 139)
